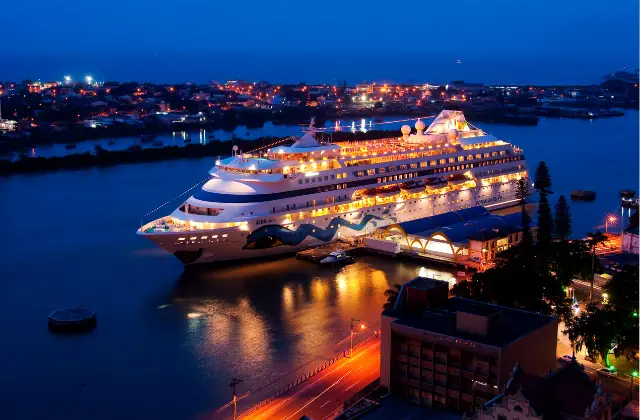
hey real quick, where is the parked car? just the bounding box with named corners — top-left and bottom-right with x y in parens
top-left (597, 367), bottom-right (618, 378)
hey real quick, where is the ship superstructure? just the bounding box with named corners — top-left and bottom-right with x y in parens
top-left (138, 111), bottom-right (528, 264)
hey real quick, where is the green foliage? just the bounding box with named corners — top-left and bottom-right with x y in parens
top-left (554, 195), bottom-right (572, 240)
top-left (564, 267), bottom-right (639, 362)
top-left (383, 284), bottom-right (402, 311)
top-left (515, 178), bottom-right (531, 248)
top-left (450, 238), bottom-right (580, 320)
top-left (537, 193), bottom-right (553, 247)
top-left (534, 161), bottom-right (552, 194)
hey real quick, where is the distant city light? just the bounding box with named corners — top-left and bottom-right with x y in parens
top-left (85, 75), bottom-right (93, 84)
top-left (64, 75), bottom-right (72, 83)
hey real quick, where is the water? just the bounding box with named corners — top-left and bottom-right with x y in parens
top-left (0, 113), bottom-right (637, 419)
top-left (23, 115), bottom-right (425, 159)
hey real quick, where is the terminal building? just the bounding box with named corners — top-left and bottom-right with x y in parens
top-left (380, 277), bottom-right (558, 412)
top-left (373, 206), bottom-right (532, 266)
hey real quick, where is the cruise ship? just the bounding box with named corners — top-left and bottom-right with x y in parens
top-left (138, 111), bottom-right (528, 264)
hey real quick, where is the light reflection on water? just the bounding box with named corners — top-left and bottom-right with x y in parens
top-left (170, 255), bottom-right (457, 413)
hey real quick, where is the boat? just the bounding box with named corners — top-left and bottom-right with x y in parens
top-left (570, 190), bottom-right (596, 201)
top-left (320, 251), bottom-right (355, 266)
top-left (137, 111), bottom-right (530, 265)
top-left (108, 140), bottom-right (115, 146)
top-left (151, 140), bottom-right (164, 147)
top-left (65, 143), bottom-right (77, 150)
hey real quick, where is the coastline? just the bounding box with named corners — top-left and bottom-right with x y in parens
top-left (0, 129), bottom-right (398, 176)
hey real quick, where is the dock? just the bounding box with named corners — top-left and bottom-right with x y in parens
top-left (296, 238), bottom-right (363, 263)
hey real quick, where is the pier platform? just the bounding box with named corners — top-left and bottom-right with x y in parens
top-left (296, 238), bottom-right (363, 263)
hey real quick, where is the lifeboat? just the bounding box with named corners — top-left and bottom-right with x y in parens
top-left (401, 181), bottom-right (426, 194)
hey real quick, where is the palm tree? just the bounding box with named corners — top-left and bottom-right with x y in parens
top-left (586, 231), bottom-right (607, 301)
top-left (383, 284), bottom-right (402, 311)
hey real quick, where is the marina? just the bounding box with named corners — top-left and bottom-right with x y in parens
top-left (0, 111), bottom-right (637, 419)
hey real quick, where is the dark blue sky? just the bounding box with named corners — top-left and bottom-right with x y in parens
top-left (4, 0), bottom-right (639, 84)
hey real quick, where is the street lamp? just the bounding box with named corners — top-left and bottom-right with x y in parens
top-left (630, 370), bottom-right (638, 395)
top-left (605, 215), bottom-right (616, 234)
top-left (349, 318), bottom-right (365, 358)
top-left (229, 377), bottom-right (243, 420)
top-left (64, 75), bottom-right (71, 84)
top-left (85, 75), bottom-right (93, 84)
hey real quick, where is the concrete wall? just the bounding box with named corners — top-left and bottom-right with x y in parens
top-left (379, 313), bottom-right (395, 389)
top-left (499, 318), bottom-right (558, 387)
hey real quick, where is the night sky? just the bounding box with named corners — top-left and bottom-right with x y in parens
top-left (4, 0), bottom-right (639, 84)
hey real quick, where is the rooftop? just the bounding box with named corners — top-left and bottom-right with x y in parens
top-left (495, 361), bottom-right (605, 419)
top-left (390, 206), bottom-right (528, 244)
top-left (387, 277), bottom-right (556, 348)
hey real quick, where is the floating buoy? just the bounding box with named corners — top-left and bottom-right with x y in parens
top-left (48, 308), bottom-right (97, 333)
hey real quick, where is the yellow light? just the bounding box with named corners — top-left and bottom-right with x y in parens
top-left (360, 324), bottom-right (365, 330)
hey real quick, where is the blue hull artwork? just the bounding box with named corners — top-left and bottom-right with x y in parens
top-left (243, 214), bottom-right (384, 250)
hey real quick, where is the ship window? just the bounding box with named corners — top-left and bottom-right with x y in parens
top-left (337, 174), bottom-right (341, 179)
top-left (222, 234), bottom-right (228, 238)
top-left (484, 153), bottom-right (490, 158)
top-left (331, 175), bottom-right (335, 179)
top-left (305, 179), bottom-right (309, 183)
top-left (458, 156), bottom-right (464, 162)
top-left (439, 159), bottom-right (446, 165)
top-left (178, 237), bottom-right (185, 241)
top-left (467, 155), bottom-right (473, 161)
top-left (324, 176), bottom-right (329, 181)
top-left (475, 154), bottom-right (481, 159)
top-left (491, 152), bottom-right (498, 157)
top-left (420, 162), bottom-right (428, 168)
top-left (201, 236), bottom-right (208, 239)
top-left (213, 235), bottom-right (218, 238)
top-left (190, 237), bottom-right (197, 240)
top-left (343, 173), bottom-right (347, 178)
top-left (298, 180), bottom-right (302, 184)
top-left (448, 158), bottom-right (455, 163)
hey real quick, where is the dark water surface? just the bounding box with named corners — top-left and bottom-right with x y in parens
top-left (0, 113), bottom-right (637, 419)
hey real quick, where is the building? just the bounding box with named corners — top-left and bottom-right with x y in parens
top-left (374, 206), bottom-right (532, 265)
top-left (380, 277), bottom-right (558, 412)
top-left (622, 226), bottom-right (639, 254)
top-left (465, 360), bottom-right (612, 420)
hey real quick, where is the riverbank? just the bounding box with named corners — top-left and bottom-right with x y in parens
top-left (0, 129), bottom-right (397, 175)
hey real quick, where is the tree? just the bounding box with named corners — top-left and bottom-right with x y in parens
top-left (564, 267), bottom-right (639, 363)
top-left (554, 195), bottom-right (572, 240)
top-left (534, 162), bottom-right (554, 247)
top-left (383, 284), bottom-right (402, 310)
top-left (586, 231), bottom-right (607, 300)
top-left (534, 161), bottom-right (552, 194)
top-left (515, 178), bottom-right (531, 248)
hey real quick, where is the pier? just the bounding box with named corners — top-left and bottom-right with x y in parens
top-left (296, 238), bottom-right (364, 263)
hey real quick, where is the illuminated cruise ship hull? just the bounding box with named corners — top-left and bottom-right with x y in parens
top-left (141, 183), bottom-right (521, 264)
top-left (138, 111), bottom-right (528, 265)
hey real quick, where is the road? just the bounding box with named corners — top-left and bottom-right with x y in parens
top-left (242, 338), bottom-right (381, 420)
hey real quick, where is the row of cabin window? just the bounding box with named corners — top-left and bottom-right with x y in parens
top-left (354, 153), bottom-right (516, 178)
top-left (298, 172), bottom-right (349, 184)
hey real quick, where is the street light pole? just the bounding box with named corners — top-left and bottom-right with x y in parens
top-left (229, 377), bottom-right (243, 420)
top-left (349, 318), bottom-right (365, 358)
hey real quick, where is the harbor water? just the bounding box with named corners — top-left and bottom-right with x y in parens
top-left (0, 112), bottom-right (637, 419)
